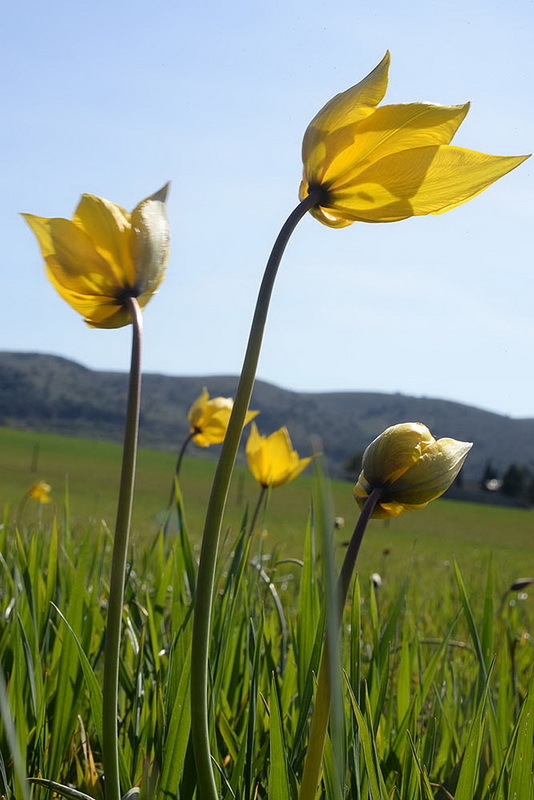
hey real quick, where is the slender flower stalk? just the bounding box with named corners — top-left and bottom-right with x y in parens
top-left (190, 190), bottom-right (322, 800)
top-left (248, 484), bottom-right (268, 537)
top-left (299, 487), bottom-right (383, 800)
top-left (164, 430), bottom-right (196, 535)
top-left (174, 430), bottom-right (196, 481)
top-left (102, 297), bottom-right (143, 800)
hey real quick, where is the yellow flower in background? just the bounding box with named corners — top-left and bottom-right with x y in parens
top-left (28, 481), bottom-right (52, 504)
top-left (300, 52), bottom-right (529, 227)
top-left (22, 185), bottom-right (170, 328)
top-left (246, 422), bottom-right (311, 488)
top-left (354, 422), bottom-right (472, 518)
top-left (188, 388), bottom-right (258, 446)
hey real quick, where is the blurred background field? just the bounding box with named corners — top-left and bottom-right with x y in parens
top-left (2, 425), bottom-right (532, 599)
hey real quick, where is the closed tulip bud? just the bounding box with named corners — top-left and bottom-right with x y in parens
top-left (188, 388), bottom-right (258, 447)
top-left (23, 185), bottom-right (170, 328)
top-left (354, 422), bottom-right (472, 518)
top-left (246, 423), bottom-right (311, 488)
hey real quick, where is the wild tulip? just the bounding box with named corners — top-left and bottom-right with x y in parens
top-left (354, 421), bottom-right (472, 517)
top-left (188, 388), bottom-right (258, 447)
top-left (299, 52), bottom-right (529, 226)
top-left (246, 422), bottom-right (311, 488)
top-left (27, 481), bottom-right (52, 503)
top-left (23, 185), bottom-right (169, 327)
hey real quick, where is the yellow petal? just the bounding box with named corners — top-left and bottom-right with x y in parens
top-left (74, 195), bottom-right (136, 288)
top-left (362, 422), bottom-right (434, 485)
top-left (387, 438), bottom-right (472, 504)
top-left (188, 389), bottom-right (211, 427)
top-left (263, 427), bottom-right (294, 485)
top-left (43, 270), bottom-right (127, 327)
top-left (246, 422), bottom-right (265, 483)
top-left (303, 52), bottom-right (390, 185)
top-left (246, 424), bottom-right (310, 487)
top-left (322, 102), bottom-right (470, 186)
top-left (330, 145), bottom-right (529, 222)
top-left (130, 184), bottom-right (170, 294)
top-left (282, 455), bottom-right (313, 487)
top-left (22, 215), bottom-right (116, 296)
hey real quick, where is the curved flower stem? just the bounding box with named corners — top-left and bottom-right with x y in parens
top-left (102, 297), bottom-right (143, 800)
top-left (191, 191), bottom-right (321, 800)
top-left (164, 430), bottom-right (195, 536)
top-left (299, 487), bottom-right (383, 800)
top-left (248, 484), bottom-right (267, 538)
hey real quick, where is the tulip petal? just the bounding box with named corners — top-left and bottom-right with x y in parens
top-left (246, 423), bottom-right (310, 487)
top-left (74, 195), bottom-right (136, 288)
top-left (23, 215), bottom-right (121, 296)
top-left (362, 422), bottom-right (434, 485)
top-left (303, 52), bottom-right (390, 185)
top-left (130, 184), bottom-right (170, 294)
top-left (329, 145), bottom-right (529, 222)
top-left (188, 389), bottom-right (211, 427)
top-left (322, 102), bottom-right (470, 186)
top-left (387, 439), bottom-right (472, 503)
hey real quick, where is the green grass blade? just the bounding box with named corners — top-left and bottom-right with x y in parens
top-left (453, 678), bottom-right (489, 799)
top-left (508, 671), bottom-right (534, 800)
top-left (159, 647), bottom-right (192, 797)
top-left (269, 673), bottom-right (291, 800)
top-left (346, 680), bottom-right (384, 800)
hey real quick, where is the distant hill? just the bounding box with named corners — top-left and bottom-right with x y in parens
top-left (1, 351), bottom-right (533, 482)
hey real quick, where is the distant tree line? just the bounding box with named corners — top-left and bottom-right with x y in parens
top-left (480, 460), bottom-right (534, 506)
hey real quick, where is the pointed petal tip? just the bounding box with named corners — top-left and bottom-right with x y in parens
top-left (151, 183), bottom-right (171, 203)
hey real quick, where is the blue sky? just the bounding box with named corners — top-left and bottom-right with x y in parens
top-left (2, 0), bottom-right (533, 417)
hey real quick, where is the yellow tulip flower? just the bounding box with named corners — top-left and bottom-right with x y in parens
top-left (22, 185), bottom-right (170, 327)
top-left (188, 388), bottom-right (258, 446)
top-left (27, 481), bottom-right (52, 504)
top-left (246, 422), bottom-right (311, 488)
top-left (300, 52), bottom-right (529, 226)
top-left (354, 422), bottom-right (472, 518)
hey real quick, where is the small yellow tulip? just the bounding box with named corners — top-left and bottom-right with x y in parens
top-left (300, 52), bottom-right (529, 226)
top-left (246, 422), bottom-right (311, 488)
top-left (22, 185), bottom-right (170, 328)
top-left (354, 422), bottom-right (472, 518)
top-left (188, 388), bottom-right (258, 446)
top-left (27, 481), bottom-right (52, 504)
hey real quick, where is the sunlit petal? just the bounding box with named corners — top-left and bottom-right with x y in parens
top-left (246, 423), bottom-right (311, 488)
top-left (322, 102), bottom-right (470, 186)
top-left (303, 52), bottom-right (390, 184)
top-left (330, 146), bottom-right (529, 222)
top-left (74, 195), bottom-right (136, 288)
top-left (130, 183), bottom-right (170, 294)
top-left (300, 54), bottom-right (529, 227)
top-left (23, 186), bottom-right (170, 328)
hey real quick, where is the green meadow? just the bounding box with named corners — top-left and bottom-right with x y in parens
top-left (2, 424), bottom-right (532, 593)
top-left (0, 424), bottom-right (533, 799)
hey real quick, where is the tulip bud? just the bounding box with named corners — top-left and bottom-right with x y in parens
top-left (354, 422), bottom-right (472, 518)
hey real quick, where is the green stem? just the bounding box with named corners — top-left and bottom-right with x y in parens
top-left (164, 430), bottom-right (195, 536)
top-left (299, 487), bottom-right (383, 800)
top-left (248, 484), bottom-right (267, 537)
top-left (102, 297), bottom-right (143, 800)
top-left (190, 191), bottom-right (321, 800)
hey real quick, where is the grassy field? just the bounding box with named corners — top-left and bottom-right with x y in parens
top-left (0, 424), bottom-right (533, 799)
top-left (1, 424), bottom-right (532, 594)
